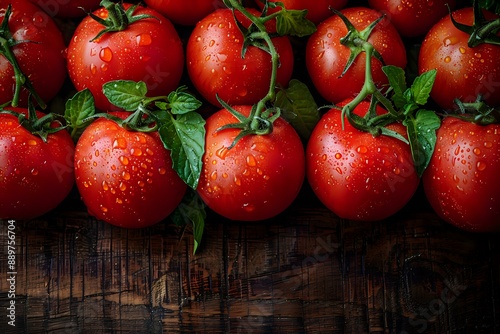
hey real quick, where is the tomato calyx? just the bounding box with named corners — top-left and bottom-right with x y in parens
top-left (451, 96), bottom-right (500, 125)
top-left (0, 100), bottom-right (66, 142)
top-left (449, 0), bottom-right (500, 47)
top-left (0, 4), bottom-right (46, 108)
top-left (87, 0), bottom-right (158, 42)
top-left (218, 0), bottom-right (316, 148)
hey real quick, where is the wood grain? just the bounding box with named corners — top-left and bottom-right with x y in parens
top-left (1, 186), bottom-right (499, 333)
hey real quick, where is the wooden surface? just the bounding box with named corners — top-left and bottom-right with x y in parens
top-left (1, 184), bottom-right (499, 333)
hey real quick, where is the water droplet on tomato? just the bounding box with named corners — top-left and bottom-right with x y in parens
top-left (136, 33), bottom-right (152, 46)
top-left (101, 63), bottom-right (109, 72)
top-left (444, 56), bottom-right (451, 63)
top-left (99, 47), bottom-right (113, 62)
top-left (246, 154), bottom-right (257, 167)
top-left (131, 148), bottom-right (143, 156)
top-left (237, 88), bottom-right (248, 97)
top-left (158, 167), bottom-right (167, 175)
top-left (113, 138), bottom-right (127, 149)
top-left (209, 39), bottom-right (215, 47)
top-left (356, 146), bottom-right (367, 154)
top-left (334, 153), bottom-right (342, 159)
top-left (31, 169), bottom-right (38, 176)
top-left (443, 36), bottom-right (458, 46)
top-left (473, 147), bottom-right (481, 155)
top-left (90, 63), bottom-right (97, 74)
top-left (102, 181), bottom-right (109, 191)
top-left (484, 141), bottom-right (493, 148)
top-left (119, 156), bottom-right (129, 165)
top-left (454, 145), bottom-right (461, 156)
top-left (210, 171), bottom-right (217, 180)
top-left (116, 198), bottom-right (123, 204)
top-left (459, 47), bottom-right (466, 54)
top-left (100, 205), bottom-right (108, 213)
top-left (122, 171), bottom-right (131, 180)
top-left (27, 139), bottom-right (37, 146)
top-left (216, 146), bottom-right (228, 159)
top-left (335, 167), bottom-right (343, 175)
top-left (119, 182), bottom-right (127, 191)
top-left (242, 203), bottom-right (255, 212)
top-left (477, 161), bottom-right (486, 171)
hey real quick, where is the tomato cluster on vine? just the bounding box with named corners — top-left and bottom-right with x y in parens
top-left (1, 0), bottom-right (499, 249)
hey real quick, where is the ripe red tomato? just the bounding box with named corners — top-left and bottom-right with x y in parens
top-left (28, 0), bottom-right (101, 17)
top-left (74, 112), bottom-right (187, 228)
top-left (143, 0), bottom-right (225, 25)
top-left (306, 7), bottom-right (407, 104)
top-left (67, 3), bottom-right (184, 111)
top-left (0, 0), bottom-right (67, 107)
top-left (306, 101), bottom-right (419, 221)
top-left (419, 7), bottom-right (500, 110)
top-left (422, 117), bottom-right (500, 232)
top-left (254, 0), bottom-right (348, 25)
top-left (197, 106), bottom-right (305, 221)
top-left (0, 108), bottom-right (75, 220)
top-left (367, 0), bottom-right (456, 37)
top-left (186, 8), bottom-right (294, 107)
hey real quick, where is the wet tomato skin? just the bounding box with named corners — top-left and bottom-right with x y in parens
top-left (67, 3), bottom-right (184, 111)
top-left (143, 0), bottom-right (225, 26)
top-left (186, 8), bottom-right (294, 107)
top-left (306, 101), bottom-right (419, 221)
top-left (419, 7), bottom-right (500, 110)
top-left (0, 108), bottom-right (75, 220)
top-left (423, 117), bottom-right (500, 232)
top-left (74, 112), bottom-right (187, 228)
top-left (197, 106), bottom-right (305, 221)
top-left (0, 0), bottom-right (67, 107)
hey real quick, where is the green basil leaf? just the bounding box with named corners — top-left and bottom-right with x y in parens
top-left (275, 79), bottom-right (320, 140)
top-left (158, 112), bottom-right (206, 189)
top-left (102, 80), bottom-right (148, 111)
top-left (382, 65), bottom-right (407, 109)
top-left (404, 109), bottom-right (441, 177)
top-left (167, 87), bottom-right (203, 115)
top-left (65, 89), bottom-right (95, 127)
top-left (275, 9), bottom-right (317, 37)
top-left (410, 69), bottom-right (437, 106)
top-left (171, 190), bottom-right (206, 255)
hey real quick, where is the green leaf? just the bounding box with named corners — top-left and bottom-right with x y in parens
top-left (157, 112), bottom-right (206, 189)
top-left (64, 89), bottom-right (95, 129)
top-left (275, 8), bottom-right (317, 37)
top-left (382, 65), bottom-right (407, 109)
top-left (102, 80), bottom-right (148, 111)
top-left (167, 87), bottom-right (203, 115)
top-left (404, 109), bottom-right (441, 177)
top-left (171, 190), bottom-right (206, 255)
top-left (275, 79), bottom-right (320, 140)
top-left (410, 69), bottom-right (437, 106)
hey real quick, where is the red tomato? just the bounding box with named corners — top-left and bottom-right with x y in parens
top-left (367, 0), bottom-right (456, 37)
top-left (0, 108), bottom-right (75, 220)
top-left (0, 0), bottom-right (67, 107)
top-left (28, 0), bottom-right (101, 17)
top-left (254, 0), bottom-right (348, 25)
top-left (423, 117), bottom-right (500, 232)
top-left (419, 7), bottom-right (500, 110)
top-left (197, 106), bottom-right (305, 221)
top-left (186, 8), bottom-right (294, 107)
top-left (306, 7), bottom-right (407, 104)
top-left (74, 112), bottom-right (187, 228)
top-left (144, 0), bottom-right (225, 25)
top-left (67, 3), bottom-right (184, 111)
top-left (306, 101), bottom-right (419, 221)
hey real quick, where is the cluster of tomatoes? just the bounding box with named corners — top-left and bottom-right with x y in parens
top-left (0, 0), bottom-right (499, 237)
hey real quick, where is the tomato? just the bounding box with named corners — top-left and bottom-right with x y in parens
top-left (418, 7), bottom-right (500, 110)
top-left (0, 108), bottom-right (75, 220)
top-left (422, 117), bottom-right (500, 232)
top-left (197, 106), bottom-right (305, 221)
top-left (367, 0), bottom-right (456, 37)
top-left (67, 3), bottom-right (184, 111)
top-left (28, 0), bottom-right (101, 17)
top-left (306, 101), bottom-right (419, 221)
top-left (254, 0), bottom-right (348, 25)
top-left (74, 112), bottom-right (187, 228)
top-left (305, 7), bottom-right (407, 104)
top-left (186, 8), bottom-right (294, 107)
top-left (143, 0), bottom-right (225, 26)
top-left (0, 0), bottom-right (67, 107)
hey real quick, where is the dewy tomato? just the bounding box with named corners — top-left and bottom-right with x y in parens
top-left (306, 101), bottom-right (419, 221)
top-left (306, 7), bottom-right (407, 104)
top-left (423, 117), bottom-right (500, 232)
top-left (419, 7), bottom-right (500, 110)
top-left (186, 8), bottom-right (294, 107)
top-left (0, 108), bottom-right (75, 220)
top-left (254, 0), bottom-right (348, 24)
top-left (0, 0), bottom-right (67, 107)
top-left (197, 106), bottom-right (305, 221)
top-left (67, 2), bottom-right (184, 111)
top-left (74, 112), bottom-right (187, 228)
top-left (143, 0), bottom-right (225, 25)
